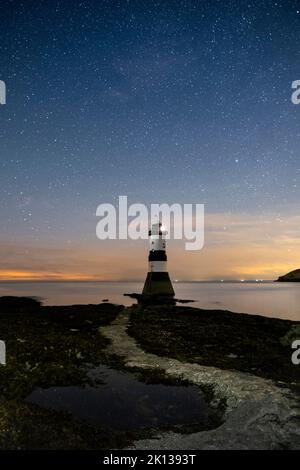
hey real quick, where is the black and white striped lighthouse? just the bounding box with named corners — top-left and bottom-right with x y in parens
top-left (142, 222), bottom-right (175, 302)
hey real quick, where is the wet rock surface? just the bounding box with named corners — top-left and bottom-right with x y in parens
top-left (102, 308), bottom-right (300, 450)
top-left (0, 299), bottom-right (133, 449)
top-left (128, 305), bottom-right (299, 383)
top-left (27, 364), bottom-right (221, 432)
top-left (0, 297), bottom-right (299, 449)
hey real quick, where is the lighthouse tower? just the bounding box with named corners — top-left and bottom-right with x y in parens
top-left (142, 222), bottom-right (175, 302)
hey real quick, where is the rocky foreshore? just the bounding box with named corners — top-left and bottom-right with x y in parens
top-left (0, 296), bottom-right (299, 449)
top-left (103, 309), bottom-right (300, 450)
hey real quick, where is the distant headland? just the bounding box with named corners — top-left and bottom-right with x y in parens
top-left (277, 269), bottom-right (300, 282)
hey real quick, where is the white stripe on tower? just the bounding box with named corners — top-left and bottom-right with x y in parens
top-left (149, 261), bottom-right (167, 272)
top-left (148, 222), bottom-right (168, 272)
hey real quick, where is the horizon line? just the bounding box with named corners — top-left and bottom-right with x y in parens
top-left (0, 279), bottom-right (275, 283)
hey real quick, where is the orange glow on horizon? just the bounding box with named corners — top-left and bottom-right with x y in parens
top-left (0, 212), bottom-right (299, 282)
top-left (0, 263), bottom-right (297, 282)
top-left (0, 270), bottom-right (103, 281)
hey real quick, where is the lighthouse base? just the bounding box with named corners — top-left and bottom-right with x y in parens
top-left (124, 272), bottom-right (175, 305)
top-left (124, 292), bottom-right (175, 305)
top-left (142, 271), bottom-right (175, 300)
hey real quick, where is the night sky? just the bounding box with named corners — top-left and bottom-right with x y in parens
top-left (1, 0), bottom-right (300, 281)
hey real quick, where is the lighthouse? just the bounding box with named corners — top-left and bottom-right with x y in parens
top-left (142, 222), bottom-right (175, 302)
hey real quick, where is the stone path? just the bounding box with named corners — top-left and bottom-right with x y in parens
top-left (101, 310), bottom-right (300, 450)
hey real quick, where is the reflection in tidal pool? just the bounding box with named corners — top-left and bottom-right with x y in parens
top-left (27, 366), bottom-right (220, 431)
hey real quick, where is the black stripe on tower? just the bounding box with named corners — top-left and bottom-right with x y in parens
top-left (148, 250), bottom-right (167, 262)
top-left (149, 228), bottom-right (163, 236)
top-left (147, 272), bottom-right (171, 281)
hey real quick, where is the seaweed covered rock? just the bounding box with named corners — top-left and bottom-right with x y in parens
top-left (128, 305), bottom-right (300, 384)
top-left (0, 297), bottom-right (41, 314)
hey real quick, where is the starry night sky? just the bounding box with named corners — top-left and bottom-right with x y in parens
top-left (1, 0), bottom-right (300, 281)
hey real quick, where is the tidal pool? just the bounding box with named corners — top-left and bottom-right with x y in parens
top-left (27, 365), bottom-right (220, 432)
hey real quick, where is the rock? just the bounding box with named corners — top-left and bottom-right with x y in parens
top-left (280, 325), bottom-right (300, 347)
top-left (277, 269), bottom-right (300, 282)
top-left (102, 310), bottom-right (300, 450)
top-left (131, 395), bottom-right (300, 450)
top-left (0, 296), bottom-right (41, 314)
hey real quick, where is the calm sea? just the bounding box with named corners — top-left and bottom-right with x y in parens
top-left (0, 281), bottom-right (299, 321)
